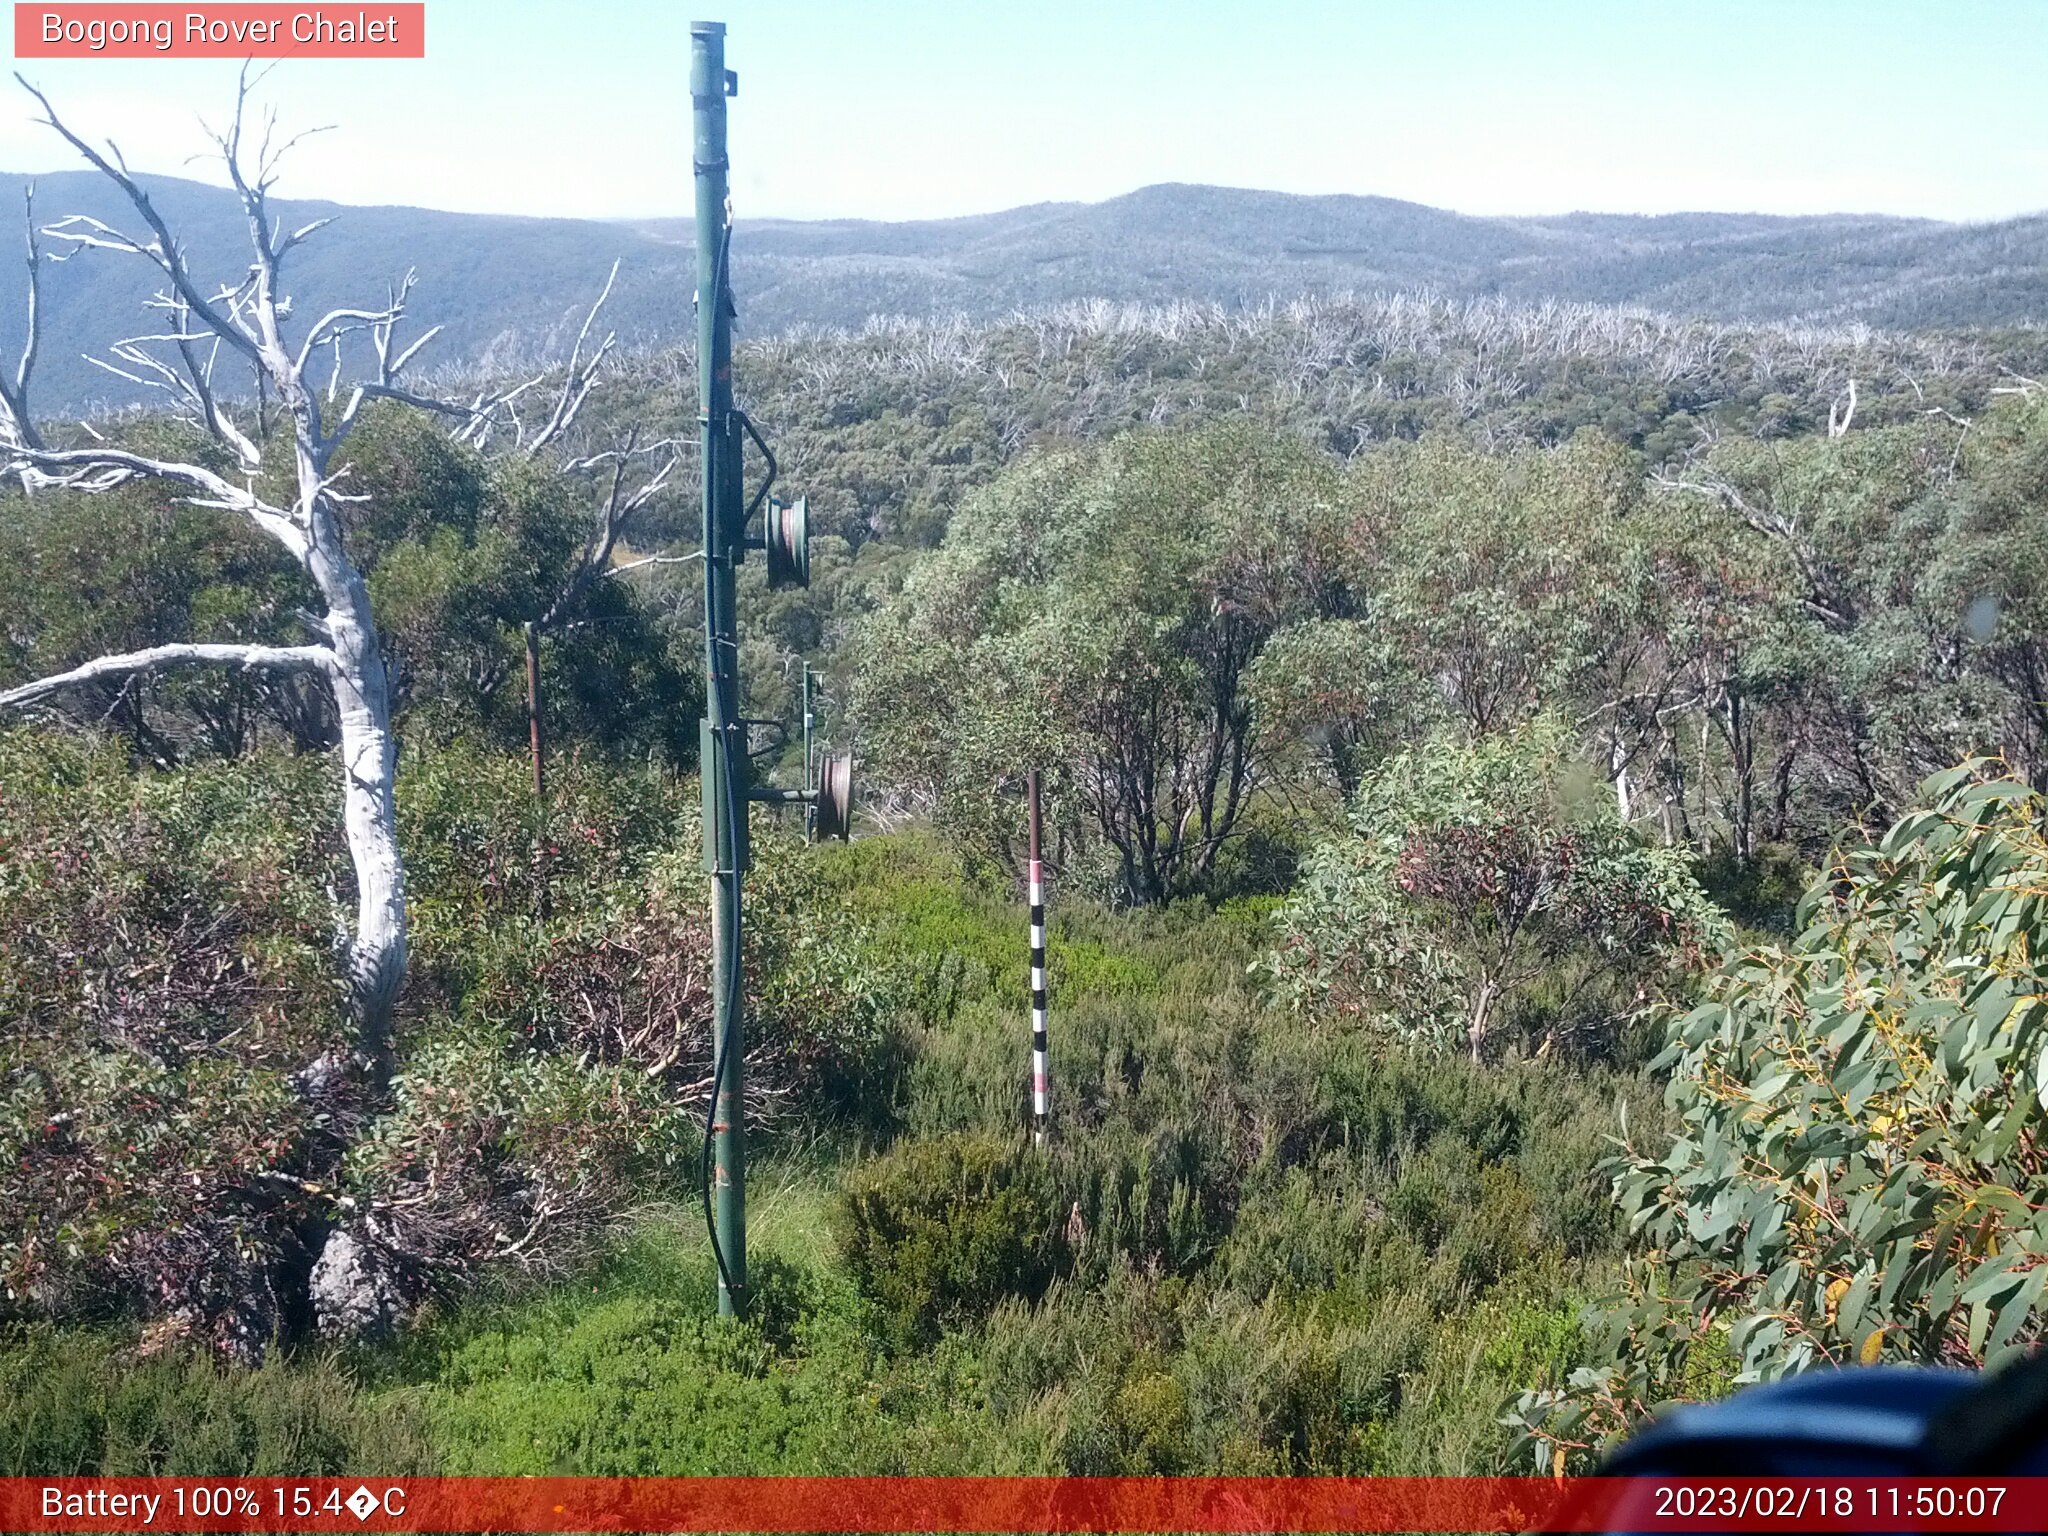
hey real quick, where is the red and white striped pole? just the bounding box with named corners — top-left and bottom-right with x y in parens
top-left (1027, 769), bottom-right (1049, 1145)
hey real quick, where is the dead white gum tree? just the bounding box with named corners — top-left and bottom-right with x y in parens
top-left (0, 73), bottom-right (697, 1337)
top-left (0, 71), bottom-right (561, 1082)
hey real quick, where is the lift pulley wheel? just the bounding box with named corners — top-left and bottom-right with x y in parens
top-left (813, 750), bottom-right (854, 841)
top-left (765, 495), bottom-right (810, 590)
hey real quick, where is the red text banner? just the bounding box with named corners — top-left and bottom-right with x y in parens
top-left (4, 1476), bottom-right (2048, 1532)
top-left (14, 5), bottom-right (425, 58)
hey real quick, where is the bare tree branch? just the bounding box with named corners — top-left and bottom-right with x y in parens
top-left (15, 72), bottom-right (264, 366)
top-left (5, 74), bottom-right (420, 1087)
top-left (607, 552), bottom-right (703, 578)
top-left (0, 642), bottom-right (335, 710)
top-left (1652, 467), bottom-right (1853, 631)
top-left (3, 441), bottom-right (309, 554)
top-left (525, 258), bottom-right (620, 456)
top-left (1828, 377), bottom-right (1858, 438)
top-left (539, 432), bottom-right (682, 629)
top-left (86, 304), bottom-right (265, 469)
top-left (0, 183), bottom-right (44, 454)
top-left (324, 276), bottom-right (536, 447)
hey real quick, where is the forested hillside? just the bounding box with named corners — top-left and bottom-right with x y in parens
top-left (12, 144), bottom-right (2048, 1481)
top-left (709, 186), bottom-right (2048, 337)
top-left (8, 171), bottom-right (2048, 411)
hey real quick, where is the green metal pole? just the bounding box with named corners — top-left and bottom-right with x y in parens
top-left (692, 18), bottom-right (746, 1320)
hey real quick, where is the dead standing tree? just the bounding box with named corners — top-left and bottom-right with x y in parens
top-left (498, 264), bottom-right (685, 808)
top-left (0, 77), bottom-right (697, 1348)
top-left (0, 72), bottom-right (520, 1084)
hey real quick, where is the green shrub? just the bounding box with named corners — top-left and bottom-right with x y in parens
top-left (838, 1134), bottom-right (1057, 1347)
top-left (1694, 840), bottom-right (1812, 936)
top-left (0, 1326), bottom-right (430, 1476)
top-left (0, 726), bottom-right (891, 1350)
top-left (975, 1267), bottom-right (1542, 1476)
top-left (386, 1218), bottom-right (1027, 1476)
top-left (1049, 1124), bottom-right (1226, 1285)
top-left (0, 730), bottom-right (346, 1354)
top-left (1515, 761), bottom-right (2048, 1468)
top-left (425, 1289), bottom-right (835, 1474)
top-left (814, 832), bottom-right (1162, 1036)
top-left (1262, 722), bottom-right (1725, 1060)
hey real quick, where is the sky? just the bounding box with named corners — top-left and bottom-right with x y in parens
top-left (0, 0), bottom-right (2043, 225)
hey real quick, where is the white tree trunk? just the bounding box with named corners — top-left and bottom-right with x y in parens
top-left (1612, 733), bottom-right (1632, 823)
top-left (323, 570), bottom-right (407, 1068)
top-left (0, 72), bottom-right (663, 1348)
top-left (1, 74), bottom-right (639, 1083)
top-left (0, 74), bottom-right (454, 1080)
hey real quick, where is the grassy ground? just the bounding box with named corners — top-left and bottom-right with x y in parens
top-left (0, 830), bottom-right (1659, 1477)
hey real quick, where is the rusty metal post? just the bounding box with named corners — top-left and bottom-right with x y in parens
top-left (523, 620), bottom-right (545, 803)
top-left (525, 619), bottom-right (551, 918)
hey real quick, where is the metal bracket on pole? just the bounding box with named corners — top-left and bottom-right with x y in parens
top-left (803, 664), bottom-right (815, 843)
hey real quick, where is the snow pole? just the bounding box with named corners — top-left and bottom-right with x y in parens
top-left (1028, 770), bottom-right (1049, 1144)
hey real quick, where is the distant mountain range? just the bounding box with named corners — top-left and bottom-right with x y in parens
top-left (2, 172), bottom-right (2045, 412)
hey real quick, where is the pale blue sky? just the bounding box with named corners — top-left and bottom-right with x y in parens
top-left (2, 0), bottom-right (2043, 223)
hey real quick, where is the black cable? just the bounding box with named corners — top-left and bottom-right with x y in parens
top-left (699, 215), bottom-right (745, 1313)
top-left (700, 652), bottom-right (746, 1309)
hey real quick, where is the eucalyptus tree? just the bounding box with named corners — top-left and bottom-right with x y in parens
top-left (855, 423), bottom-right (1345, 902)
top-left (1243, 617), bottom-right (1423, 805)
top-left (1264, 722), bottom-right (1721, 1063)
top-left (1354, 432), bottom-right (1693, 825)
top-left (1515, 761), bottom-right (2048, 1468)
top-left (1652, 414), bottom-right (2006, 846)
top-left (1915, 392), bottom-right (2048, 792)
